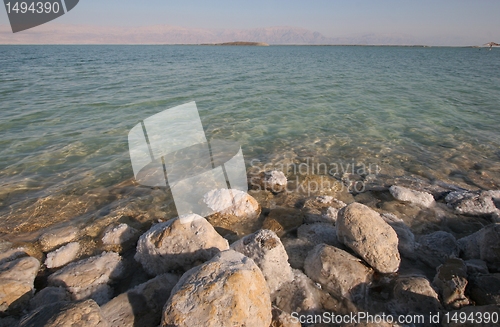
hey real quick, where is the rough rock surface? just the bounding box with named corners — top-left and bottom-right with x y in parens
top-left (297, 223), bottom-right (343, 248)
top-left (101, 273), bottom-right (180, 327)
top-left (161, 250), bottom-right (272, 327)
top-left (47, 252), bottom-right (123, 305)
top-left (468, 273), bottom-right (500, 305)
top-left (381, 213), bottom-right (415, 258)
top-left (0, 256), bottom-right (40, 314)
top-left (0, 247), bottom-right (28, 266)
top-left (336, 203), bottom-right (401, 273)
top-left (388, 275), bottom-right (441, 316)
top-left (261, 170), bottom-right (288, 193)
top-left (445, 190), bottom-right (500, 216)
top-left (262, 208), bottom-right (304, 237)
top-left (281, 237), bottom-right (311, 270)
top-left (389, 185), bottom-right (435, 208)
top-left (19, 299), bottom-right (108, 327)
top-left (29, 287), bottom-right (70, 310)
top-left (417, 231), bottom-right (459, 268)
top-left (45, 242), bottom-right (80, 269)
top-left (303, 196), bottom-right (346, 224)
top-left (231, 229), bottom-right (293, 295)
top-left (101, 223), bottom-right (139, 245)
top-left (304, 244), bottom-right (373, 302)
top-left (433, 258), bottom-right (469, 309)
top-left (135, 214), bottom-right (229, 275)
top-left (38, 226), bottom-right (79, 252)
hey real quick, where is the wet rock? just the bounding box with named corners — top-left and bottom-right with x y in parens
top-left (297, 223), bottom-right (343, 248)
top-left (45, 242), bottom-right (80, 269)
top-left (47, 252), bottom-right (123, 305)
top-left (231, 229), bottom-right (293, 296)
top-left (19, 299), bottom-right (108, 327)
top-left (204, 189), bottom-right (261, 236)
top-left (38, 226), bottom-right (79, 252)
top-left (445, 190), bottom-right (500, 216)
top-left (101, 223), bottom-right (139, 245)
top-left (433, 258), bottom-right (469, 309)
top-left (388, 275), bottom-right (441, 316)
top-left (441, 305), bottom-right (500, 327)
top-left (161, 250), bottom-right (272, 327)
top-left (29, 287), bottom-right (70, 310)
top-left (270, 306), bottom-right (301, 327)
top-left (381, 213), bottom-right (415, 258)
top-left (390, 185), bottom-right (435, 208)
top-left (417, 231), bottom-right (459, 268)
top-left (262, 208), bottom-right (304, 237)
top-left (274, 269), bottom-right (356, 316)
top-left (134, 214), bottom-right (229, 275)
top-left (457, 223), bottom-right (500, 271)
top-left (303, 196), bottom-right (346, 224)
top-left (336, 203), bottom-right (401, 273)
top-left (0, 256), bottom-right (40, 314)
top-left (467, 273), bottom-right (500, 305)
top-left (259, 170), bottom-right (288, 193)
top-left (304, 244), bottom-right (373, 302)
top-left (101, 273), bottom-right (179, 327)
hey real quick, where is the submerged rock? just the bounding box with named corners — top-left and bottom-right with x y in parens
top-left (231, 229), bottom-right (293, 296)
top-left (433, 258), bottom-right (469, 309)
top-left (38, 226), bottom-right (79, 252)
top-left (417, 231), bottom-right (459, 269)
top-left (261, 170), bottom-right (288, 193)
top-left (262, 208), bottom-right (305, 237)
top-left (19, 299), bottom-right (108, 327)
top-left (161, 250), bottom-right (272, 327)
top-left (135, 214), bottom-right (228, 275)
top-left (445, 190), bottom-right (500, 216)
top-left (101, 273), bottom-right (180, 327)
top-left (336, 202), bottom-right (401, 273)
top-left (304, 244), bottom-right (373, 302)
top-left (47, 252), bottom-right (123, 305)
top-left (45, 242), bottom-right (80, 269)
top-left (0, 256), bottom-right (40, 314)
top-left (389, 185), bottom-right (435, 208)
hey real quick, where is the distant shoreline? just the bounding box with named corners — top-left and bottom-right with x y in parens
top-left (201, 41), bottom-right (269, 46)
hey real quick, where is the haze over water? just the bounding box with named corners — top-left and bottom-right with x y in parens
top-left (1, 45), bottom-right (499, 239)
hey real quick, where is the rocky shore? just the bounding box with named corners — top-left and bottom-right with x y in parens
top-left (0, 170), bottom-right (499, 327)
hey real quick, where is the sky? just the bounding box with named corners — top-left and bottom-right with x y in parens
top-left (1, 0), bottom-right (500, 45)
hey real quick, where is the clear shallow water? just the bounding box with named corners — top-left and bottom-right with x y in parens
top-left (1, 45), bottom-right (500, 239)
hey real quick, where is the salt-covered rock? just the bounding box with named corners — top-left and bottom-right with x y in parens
top-left (0, 256), bottom-right (40, 314)
top-left (297, 223), bottom-right (343, 248)
top-left (433, 258), bottom-right (469, 309)
top-left (101, 273), bottom-right (179, 327)
top-left (388, 275), bottom-right (441, 316)
top-left (336, 202), bottom-right (401, 273)
top-left (0, 247), bottom-right (28, 265)
top-left (203, 189), bottom-right (261, 236)
top-left (270, 306), bottom-right (301, 327)
top-left (417, 231), bottom-right (459, 268)
top-left (161, 250), bottom-right (272, 327)
top-left (29, 287), bottom-right (70, 310)
top-left (38, 226), bottom-right (79, 252)
top-left (381, 213), bottom-right (416, 258)
top-left (303, 196), bottom-right (346, 224)
top-left (304, 244), bottom-right (373, 302)
top-left (262, 208), bottom-right (304, 237)
top-left (47, 252), bottom-right (123, 305)
top-left (389, 185), bottom-right (435, 208)
top-left (468, 273), bottom-right (500, 305)
top-left (231, 229), bottom-right (293, 296)
top-left (445, 190), bottom-right (500, 216)
top-left (19, 299), bottom-right (108, 327)
top-left (135, 214), bottom-right (228, 275)
top-left (102, 223), bottom-right (139, 245)
top-left (45, 242), bottom-right (80, 269)
top-left (259, 170), bottom-right (288, 193)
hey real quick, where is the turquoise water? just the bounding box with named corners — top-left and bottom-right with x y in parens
top-left (1, 45), bottom-right (499, 238)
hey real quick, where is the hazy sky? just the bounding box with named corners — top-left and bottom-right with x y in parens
top-left (2, 0), bottom-right (500, 45)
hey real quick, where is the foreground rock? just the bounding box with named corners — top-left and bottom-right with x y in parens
top-left (203, 189), bottom-right (261, 236)
top-left (162, 250), bottom-right (272, 327)
top-left (304, 244), bottom-right (373, 302)
top-left (135, 214), bottom-right (229, 275)
top-left (101, 273), bottom-right (179, 327)
top-left (19, 299), bottom-right (108, 327)
top-left (445, 190), bottom-right (500, 216)
top-left (388, 275), bottom-right (441, 316)
top-left (0, 256), bottom-right (40, 314)
top-left (231, 229), bottom-right (293, 296)
top-left (389, 185), bottom-right (435, 208)
top-left (38, 226), bottom-right (79, 252)
top-left (417, 231), bottom-right (459, 268)
top-left (47, 252), bottom-right (123, 305)
top-left (101, 223), bottom-right (139, 245)
top-left (45, 242), bottom-right (80, 269)
top-left (336, 202), bottom-right (401, 273)
top-left (457, 223), bottom-right (500, 271)
top-left (433, 258), bottom-right (469, 309)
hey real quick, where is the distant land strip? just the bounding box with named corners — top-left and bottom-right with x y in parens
top-left (201, 41), bottom-right (269, 46)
